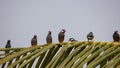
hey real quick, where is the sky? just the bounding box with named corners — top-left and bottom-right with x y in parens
top-left (0, 0), bottom-right (120, 48)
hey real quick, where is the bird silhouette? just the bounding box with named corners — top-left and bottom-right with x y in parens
top-left (5, 40), bottom-right (11, 54)
top-left (31, 35), bottom-right (37, 46)
top-left (87, 32), bottom-right (94, 42)
top-left (58, 29), bottom-right (66, 43)
top-left (69, 38), bottom-right (77, 42)
top-left (113, 31), bottom-right (120, 42)
top-left (46, 31), bottom-right (52, 44)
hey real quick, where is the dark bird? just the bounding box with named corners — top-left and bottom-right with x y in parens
top-left (58, 29), bottom-right (66, 43)
top-left (5, 40), bottom-right (11, 54)
top-left (46, 31), bottom-right (52, 44)
top-left (113, 31), bottom-right (120, 42)
top-left (31, 35), bottom-right (37, 46)
top-left (87, 32), bottom-right (94, 42)
top-left (69, 38), bottom-right (77, 42)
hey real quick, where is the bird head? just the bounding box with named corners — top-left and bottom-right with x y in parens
top-left (7, 40), bottom-right (11, 43)
top-left (69, 38), bottom-right (74, 41)
top-left (48, 31), bottom-right (51, 34)
top-left (90, 32), bottom-right (93, 34)
top-left (115, 31), bottom-right (118, 34)
top-left (61, 29), bottom-right (66, 33)
top-left (34, 35), bottom-right (37, 38)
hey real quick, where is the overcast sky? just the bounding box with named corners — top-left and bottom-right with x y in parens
top-left (0, 0), bottom-right (120, 48)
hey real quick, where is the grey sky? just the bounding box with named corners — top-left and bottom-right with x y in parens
top-left (0, 0), bottom-right (120, 48)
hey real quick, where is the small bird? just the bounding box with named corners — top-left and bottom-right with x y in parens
top-left (69, 38), bottom-right (77, 42)
top-left (31, 35), bottom-right (37, 46)
top-left (46, 31), bottom-right (52, 44)
top-left (113, 31), bottom-right (120, 42)
top-left (5, 40), bottom-right (11, 54)
top-left (87, 32), bottom-right (94, 42)
top-left (58, 29), bottom-right (66, 43)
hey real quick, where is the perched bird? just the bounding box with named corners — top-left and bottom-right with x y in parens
top-left (87, 32), bottom-right (94, 42)
top-left (5, 40), bottom-right (11, 54)
top-left (31, 35), bottom-right (37, 46)
top-left (58, 29), bottom-right (66, 43)
top-left (113, 31), bottom-right (120, 42)
top-left (69, 38), bottom-right (77, 42)
top-left (46, 31), bottom-right (52, 44)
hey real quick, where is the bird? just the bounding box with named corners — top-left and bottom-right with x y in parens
top-left (87, 32), bottom-right (94, 42)
top-left (46, 31), bottom-right (52, 44)
top-left (113, 31), bottom-right (120, 42)
top-left (58, 29), bottom-right (66, 43)
top-left (69, 38), bottom-right (77, 42)
top-left (5, 40), bottom-right (11, 54)
top-left (31, 35), bottom-right (37, 46)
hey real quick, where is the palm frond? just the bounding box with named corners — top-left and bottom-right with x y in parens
top-left (0, 42), bottom-right (120, 68)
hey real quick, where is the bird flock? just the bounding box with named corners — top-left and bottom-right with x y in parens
top-left (4, 29), bottom-right (120, 54)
